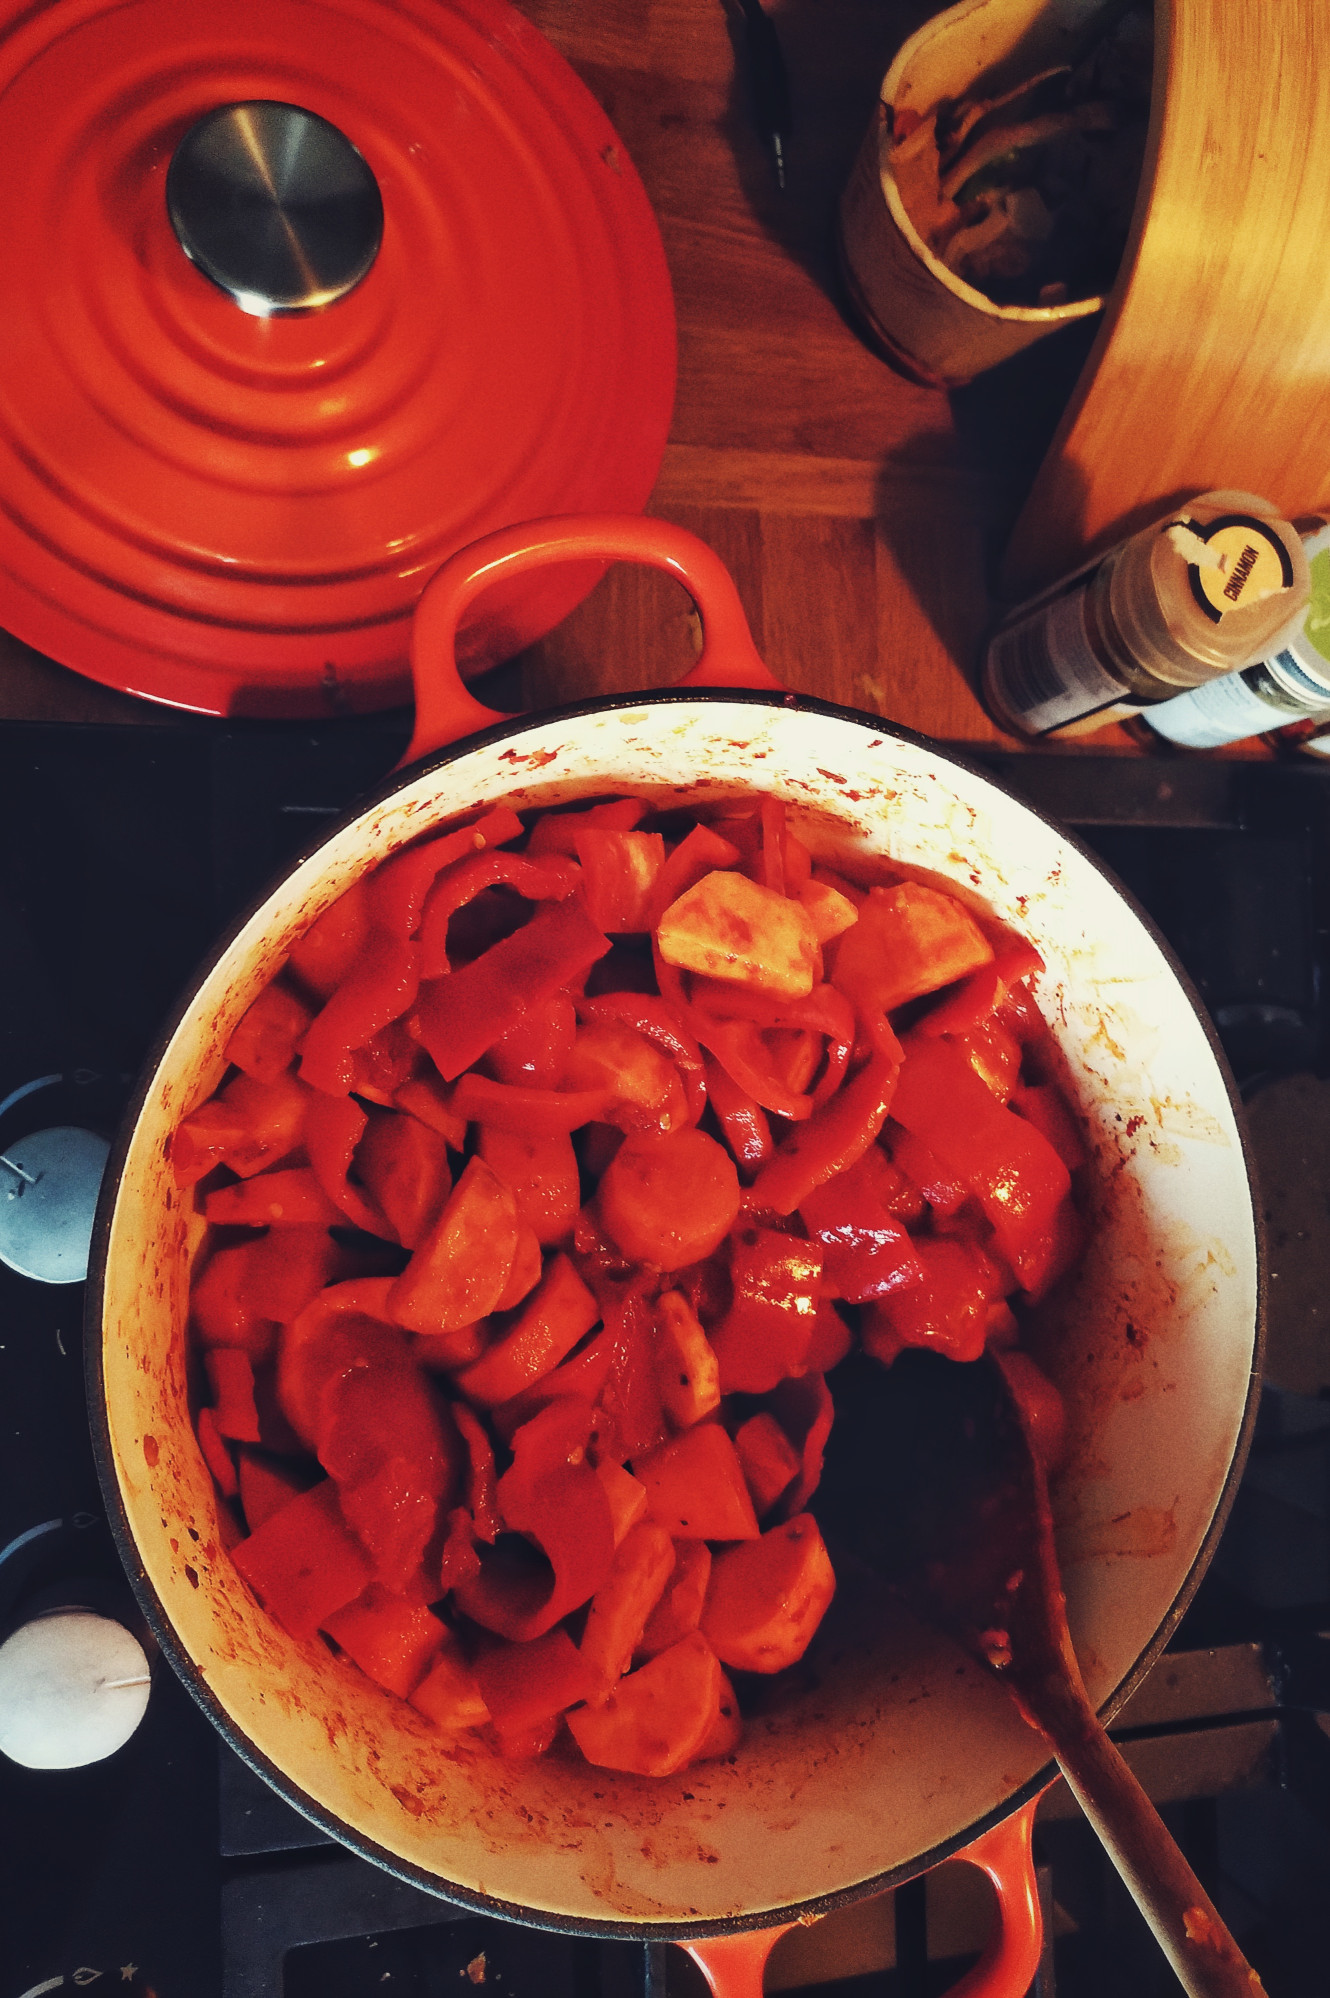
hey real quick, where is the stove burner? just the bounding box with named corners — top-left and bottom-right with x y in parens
top-left (0, 1126), bottom-right (110, 1284)
top-left (167, 101), bottom-right (384, 316)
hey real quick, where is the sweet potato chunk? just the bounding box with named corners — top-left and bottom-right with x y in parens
top-left (701, 1513), bottom-right (835, 1673)
top-left (579, 1520), bottom-right (677, 1691)
top-left (452, 1254), bottom-right (600, 1408)
top-left (831, 882), bottom-right (993, 1018)
top-left (637, 1540), bottom-right (712, 1660)
top-left (633, 1425), bottom-right (759, 1541)
top-left (566, 1630), bottom-right (723, 1776)
top-left (657, 869), bottom-right (820, 999)
top-left (387, 1157), bottom-right (520, 1335)
top-left (653, 1290), bottom-right (722, 1429)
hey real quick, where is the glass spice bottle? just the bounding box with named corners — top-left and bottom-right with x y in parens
top-left (982, 491), bottom-right (1311, 739)
top-left (1144, 521), bottom-right (1330, 748)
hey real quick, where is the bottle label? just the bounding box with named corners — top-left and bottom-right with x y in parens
top-left (1166, 515), bottom-right (1295, 623)
top-left (984, 576), bottom-right (1125, 735)
top-left (1145, 668), bottom-right (1308, 748)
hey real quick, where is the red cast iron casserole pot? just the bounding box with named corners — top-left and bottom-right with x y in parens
top-left (87, 516), bottom-right (1263, 1997)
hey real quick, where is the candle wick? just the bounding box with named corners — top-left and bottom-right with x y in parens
top-left (101, 1674), bottom-right (152, 1689)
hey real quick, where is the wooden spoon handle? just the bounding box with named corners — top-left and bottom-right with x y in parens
top-left (1029, 1681), bottom-right (1263, 1997)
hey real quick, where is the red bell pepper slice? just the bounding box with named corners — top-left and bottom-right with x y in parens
top-left (298, 931), bottom-right (420, 1096)
top-left (767, 1371), bottom-right (834, 1517)
top-left (883, 1122), bottom-right (969, 1216)
top-left (450, 1073), bottom-right (611, 1135)
top-left (860, 1234), bottom-right (1003, 1366)
top-left (191, 1247), bottom-right (280, 1364)
top-left (204, 1347), bottom-right (262, 1443)
top-left (487, 992), bottom-right (578, 1087)
top-left (172, 1071), bottom-right (310, 1187)
top-left (303, 1092), bottom-right (388, 1237)
top-left (275, 1277), bottom-right (405, 1449)
top-left (1011, 1081), bottom-right (1088, 1173)
top-left (287, 881), bottom-right (372, 1001)
top-left (318, 1360), bottom-right (462, 1593)
top-left (527, 797), bottom-right (648, 855)
top-left (368, 808), bottom-right (524, 940)
top-left (578, 993), bottom-right (708, 1125)
top-left (889, 1034), bottom-right (1071, 1290)
top-left (415, 899), bottom-right (611, 1082)
top-left (655, 952), bottom-right (814, 1122)
top-left (452, 1397), bottom-right (615, 1641)
top-left (353, 1107), bottom-right (452, 1250)
top-left (417, 851), bottom-right (581, 979)
top-left (237, 1447), bottom-right (316, 1531)
top-left (196, 1405), bottom-right (239, 1498)
top-left (595, 1286), bottom-right (668, 1462)
top-left (749, 1049), bottom-right (899, 1216)
top-left (703, 1053), bottom-right (772, 1170)
top-left (226, 979), bottom-right (314, 1084)
top-left (800, 1155), bottom-right (926, 1303)
top-left (709, 1226), bottom-right (823, 1394)
top-left (573, 828), bottom-right (665, 932)
top-left (231, 1479), bottom-right (375, 1640)
top-left (451, 1399), bottom-right (500, 1542)
top-left (645, 823), bottom-right (742, 930)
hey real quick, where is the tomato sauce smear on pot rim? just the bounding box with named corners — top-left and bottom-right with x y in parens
top-left (173, 788), bottom-right (1084, 1778)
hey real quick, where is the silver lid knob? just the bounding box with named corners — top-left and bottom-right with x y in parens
top-left (166, 101), bottom-right (383, 316)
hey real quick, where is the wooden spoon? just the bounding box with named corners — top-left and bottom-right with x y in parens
top-left (814, 1348), bottom-right (1265, 1998)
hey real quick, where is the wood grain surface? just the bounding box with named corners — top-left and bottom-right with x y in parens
top-left (1004, 0), bottom-right (1330, 597)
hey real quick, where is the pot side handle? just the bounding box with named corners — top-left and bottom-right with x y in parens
top-left (403, 513), bottom-right (782, 767)
top-left (681, 1797), bottom-right (1043, 1998)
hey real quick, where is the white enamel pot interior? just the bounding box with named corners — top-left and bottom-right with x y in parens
top-left (89, 516), bottom-right (1262, 1942)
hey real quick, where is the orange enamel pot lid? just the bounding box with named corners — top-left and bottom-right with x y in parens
top-left (0, 0), bottom-right (676, 717)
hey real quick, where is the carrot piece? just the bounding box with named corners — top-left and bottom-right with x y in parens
top-left (566, 1630), bottom-right (722, 1776)
top-left (597, 1127), bottom-right (740, 1270)
top-left (451, 1254), bottom-right (600, 1408)
top-left (633, 1425), bottom-right (759, 1541)
top-left (701, 1514), bottom-right (836, 1673)
top-left (387, 1156), bottom-right (520, 1335)
top-left (637, 1540), bottom-right (712, 1660)
top-left (579, 1520), bottom-right (677, 1691)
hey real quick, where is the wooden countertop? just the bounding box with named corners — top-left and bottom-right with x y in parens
top-left (0, 0), bottom-right (1261, 760)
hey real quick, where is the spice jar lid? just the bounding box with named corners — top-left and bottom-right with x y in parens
top-left (0, 0), bottom-right (676, 717)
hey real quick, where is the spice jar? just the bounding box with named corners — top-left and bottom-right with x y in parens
top-left (1143, 522), bottom-right (1330, 748)
top-left (982, 491), bottom-right (1311, 739)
